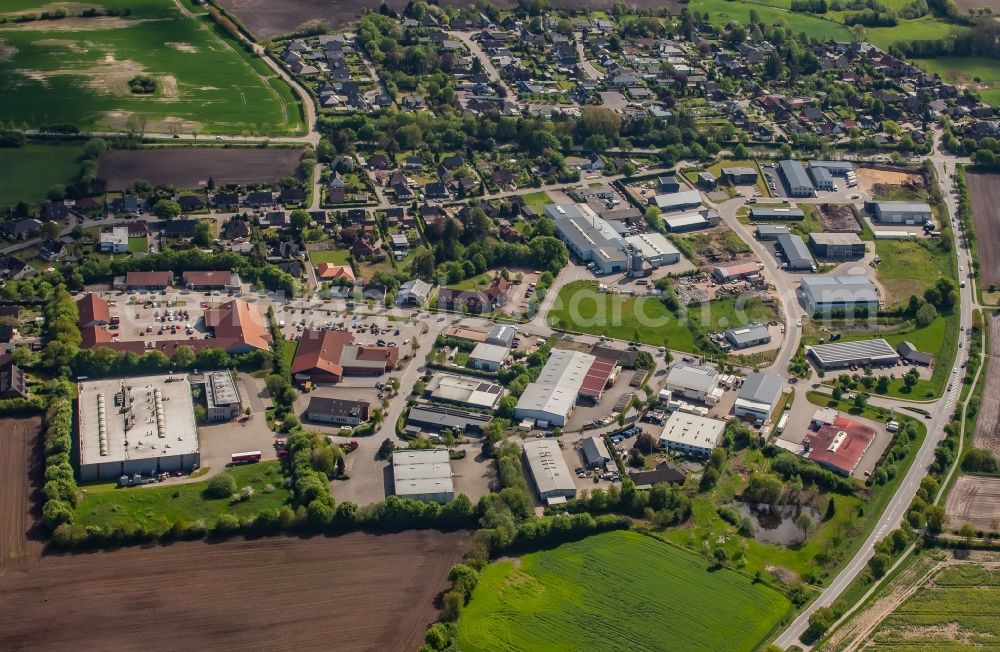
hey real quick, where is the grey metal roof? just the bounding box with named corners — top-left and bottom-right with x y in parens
top-left (809, 166), bottom-right (833, 184)
top-left (800, 275), bottom-right (879, 305)
top-left (666, 361), bottom-right (718, 393)
top-left (750, 206), bottom-right (805, 220)
top-left (582, 436), bottom-right (611, 466)
top-left (756, 224), bottom-right (790, 237)
top-left (809, 160), bottom-right (855, 172)
top-left (407, 405), bottom-right (491, 431)
top-left (809, 232), bottom-right (863, 246)
top-left (807, 338), bottom-right (899, 366)
top-left (738, 372), bottom-right (782, 407)
top-left (777, 233), bottom-right (814, 266)
top-left (779, 159), bottom-right (813, 190)
top-left (546, 203), bottom-right (627, 264)
top-left (874, 201), bottom-right (932, 215)
top-left (725, 323), bottom-right (770, 346)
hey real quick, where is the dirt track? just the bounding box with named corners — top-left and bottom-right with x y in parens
top-left (0, 417), bottom-right (44, 578)
top-left (98, 147), bottom-right (304, 191)
top-left (968, 172), bottom-right (1000, 287)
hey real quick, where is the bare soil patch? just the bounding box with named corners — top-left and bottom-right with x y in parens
top-left (952, 0), bottom-right (1000, 11)
top-left (0, 416), bottom-right (45, 577)
top-left (972, 312), bottom-right (1000, 456)
top-left (34, 37), bottom-right (85, 51)
top-left (101, 110), bottom-right (203, 134)
top-left (968, 172), bottom-right (1000, 287)
top-left (98, 147), bottom-right (304, 190)
top-left (165, 41), bottom-right (197, 53)
top-left (855, 167), bottom-right (923, 196)
top-left (946, 475), bottom-right (1000, 531)
top-left (818, 203), bottom-right (861, 232)
top-left (0, 41), bottom-right (16, 61)
top-left (0, 530), bottom-right (470, 651)
top-left (219, 0), bottom-right (683, 38)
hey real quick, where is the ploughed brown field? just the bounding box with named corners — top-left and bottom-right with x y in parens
top-left (219, 0), bottom-right (684, 38)
top-left (97, 147), bottom-right (305, 191)
top-left (0, 418), bottom-right (471, 651)
top-left (968, 172), bottom-right (1000, 287)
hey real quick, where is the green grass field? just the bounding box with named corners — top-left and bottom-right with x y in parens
top-left (128, 236), bottom-right (148, 253)
top-left (0, 0), bottom-right (302, 135)
top-left (457, 530), bottom-right (791, 652)
top-left (519, 191), bottom-right (553, 214)
top-left (309, 248), bottom-right (351, 265)
top-left (693, 0), bottom-right (853, 41)
top-left (867, 564), bottom-right (1000, 648)
top-left (547, 281), bottom-right (779, 352)
top-left (865, 17), bottom-right (962, 52)
top-left (875, 239), bottom-right (953, 308)
top-left (74, 461), bottom-right (290, 531)
top-left (0, 143), bottom-right (84, 206)
top-left (915, 57), bottom-right (1000, 107)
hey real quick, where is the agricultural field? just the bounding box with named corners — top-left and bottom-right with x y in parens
top-left (0, 417), bottom-right (44, 576)
top-left (915, 57), bottom-right (1000, 107)
top-left (0, 143), bottom-right (85, 207)
top-left (968, 172), bottom-right (1000, 289)
top-left (693, 0), bottom-right (854, 42)
top-left (73, 461), bottom-right (291, 532)
top-left (0, 0), bottom-right (303, 135)
top-left (457, 530), bottom-right (791, 652)
top-left (0, 530), bottom-right (470, 651)
top-left (98, 147), bottom-right (305, 190)
top-left (945, 475), bottom-right (1000, 531)
top-left (861, 562), bottom-right (1000, 649)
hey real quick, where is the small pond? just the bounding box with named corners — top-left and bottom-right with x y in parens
top-left (732, 502), bottom-right (821, 545)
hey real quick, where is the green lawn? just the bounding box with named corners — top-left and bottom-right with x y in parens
top-left (128, 236), bottom-right (148, 253)
top-left (0, 0), bottom-right (302, 135)
top-left (448, 272), bottom-right (492, 291)
top-left (309, 248), bottom-right (351, 265)
top-left (914, 57), bottom-right (1000, 107)
top-left (865, 17), bottom-right (962, 52)
top-left (0, 143), bottom-right (84, 207)
top-left (74, 461), bottom-right (290, 532)
top-left (689, 295), bottom-right (780, 331)
top-left (875, 239), bottom-right (954, 308)
top-left (457, 530), bottom-right (791, 652)
top-left (519, 190), bottom-right (553, 214)
top-left (275, 338), bottom-right (297, 372)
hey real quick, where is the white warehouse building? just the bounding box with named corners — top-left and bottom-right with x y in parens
top-left (546, 203), bottom-right (629, 275)
top-left (392, 449), bottom-right (455, 503)
top-left (665, 361), bottom-right (722, 404)
top-left (624, 232), bottom-right (681, 267)
top-left (523, 438), bottom-right (577, 504)
top-left (872, 201), bottom-right (932, 224)
top-left (659, 412), bottom-right (726, 457)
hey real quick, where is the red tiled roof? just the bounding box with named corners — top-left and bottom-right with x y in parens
top-left (182, 271), bottom-right (234, 287)
top-left (806, 416), bottom-right (875, 476)
top-left (316, 263), bottom-right (355, 282)
top-left (125, 271), bottom-right (173, 288)
top-left (291, 329), bottom-right (354, 379)
top-left (203, 299), bottom-right (271, 352)
top-left (76, 293), bottom-right (110, 326)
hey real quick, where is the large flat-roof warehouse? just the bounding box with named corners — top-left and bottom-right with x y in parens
top-left (77, 374), bottom-right (199, 482)
top-left (546, 203), bottom-right (628, 275)
top-left (523, 439), bottom-right (576, 504)
top-left (799, 275), bottom-right (879, 314)
top-left (515, 349), bottom-right (615, 427)
top-left (392, 449), bottom-right (454, 503)
top-left (807, 338), bottom-right (900, 369)
top-left (426, 373), bottom-right (503, 409)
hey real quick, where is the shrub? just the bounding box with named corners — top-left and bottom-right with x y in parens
top-left (205, 473), bottom-right (237, 499)
top-left (962, 448), bottom-right (999, 473)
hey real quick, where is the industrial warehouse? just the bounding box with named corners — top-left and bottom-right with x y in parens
top-left (523, 438), bottom-right (576, 504)
top-left (77, 374), bottom-right (200, 482)
top-left (515, 349), bottom-right (616, 427)
top-left (392, 449), bottom-right (454, 503)
top-left (799, 276), bottom-right (880, 314)
top-left (807, 338), bottom-right (900, 369)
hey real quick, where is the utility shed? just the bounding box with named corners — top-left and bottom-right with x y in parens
top-left (581, 436), bottom-right (612, 469)
top-left (523, 439), bottom-right (576, 504)
top-left (392, 449), bottom-right (454, 503)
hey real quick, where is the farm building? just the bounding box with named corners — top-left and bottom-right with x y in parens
top-left (426, 373), bottom-right (503, 410)
top-left (546, 204), bottom-right (628, 275)
top-left (725, 323), bottom-right (771, 349)
top-left (304, 396), bottom-right (370, 426)
top-left (77, 375), bottom-right (199, 482)
top-left (722, 167), bottom-right (758, 184)
top-left (581, 435), bottom-right (612, 469)
top-left (808, 165), bottom-right (835, 191)
top-left (776, 233), bottom-right (815, 270)
top-left (514, 349), bottom-right (616, 427)
top-left (897, 341), bottom-right (934, 366)
top-left (749, 206), bottom-right (805, 221)
top-left (523, 439), bottom-right (577, 504)
top-left (799, 276), bottom-right (879, 314)
top-left (659, 412), bottom-right (726, 457)
top-left (624, 232), bottom-right (681, 267)
top-left (392, 449), bottom-right (454, 503)
top-left (468, 342), bottom-right (509, 372)
top-left (712, 261), bottom-right (760, 282)
top-left (778, 160), bottom-right (815, 197)
top-left (406, 405), bottom-right (490, 434)
top-left (809, 233), bottom-right (865, 260)
top-left (806, 338), bottom-right (899, 369)
top-left (734, 372), bottom-right (783, 422)
top-left (485, 324), bottom-right (517, 348)
top-left (805, 415), bottom-right (875, 477)
top-left (755, 224), bottom-right (790, 240)
top-left (808, 161), bottom-right (855, 176)
top-left (871, 201), bottom-right (932, 224)
top-left (291, 329), bottom-right (398, 384)
top-left (665, 361), bottom-right (722, 404)
top-left (202, 370), bottom-right (242, 421)
top-left (651, 190), bottom-right (702, 213)
top-left (630, 461), bottom-right (686, 488)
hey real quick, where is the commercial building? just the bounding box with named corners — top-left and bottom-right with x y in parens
top-left (712, 261), bottom-right (761, 283)
top-left (872, 201), bottom-right (932, 224)
top-left (657, 175), bottom-right (681, 193)
top-left (697, 171), bottom-right (717, 190)
top-left (721, 166), bottom-right (758, 184)
top-left (663, 212), bottom-right (714, 233)
top-left (809, 165), bottom-right (835, 191)
top-left (749, 206), bottom-right (805, 221)
top-left (515, 349), bottom-right (616, 427)
top-left (809, 233), bottom-right (865, 260)
top-left (725, 323), bottom-right (771, 350)
top-left (397, 279), bottom-right (432, 305)
top-left (77, 293), bottom-right (111, 328)
top-left (182, 271), bottom-right (241, 291)
top-left (808, 160), bottom-right (855, 176)
top-left (203, 299), bottom-right (272, 353)
top-left (291, 329), bottom-right (398, 384)
top-left (659, 412), bottom-right (726, 457)
top-left (305, 396), bottom-right (370, 426)
top-left (99, 226), bottom-right (129, 253)
top-left (651, 189), bottom-right (703, 213)
top-left (392, 449), bottom-right (454, 503)
top-left (203, 370), bottom-right (241, 421)
top-left (406, 404), bottom-right (491, 433)
top-left (776, 233), bottom-right (815, 270)
top-left (630, 461), bottom-right (686, 488)
top-left (665, 361), bottom-right (721, 404)
top-left (778, 160), bottom-right (815, 197)
top-left (805, 415), bottom-right (875, 477)
top-left (485, 324), bottom-right (517, 348)
top-left (734, 372), bottom-right (783, 422)
top-left (426, 373), bottom-right (503, 410)
top-left (546, 203), bottom-right (628, 275)
top-left (806, 338), bottom-right (899, 369)
top-left (77, 375), bottom-right (199, 482)
top-left (125, 271), bottom-right (173, 290)
top-left (755, 224), bottom-right (790, 240)
top-left (581, 435), bottom-right (612, 469)
top-left (523, 439), bottom-right (577, 504)
top-left (624, 232), bottom-right (681, 267)
top-left (897, 341), bottom-right (934, 366)
top-left (468, 342), bottom-right (509, 372)
top-left (799, 275), bottom-right (879, 314)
